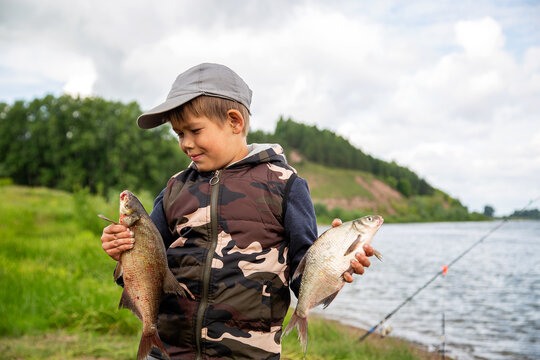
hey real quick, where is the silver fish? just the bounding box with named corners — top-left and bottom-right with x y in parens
top-left (282, 215), bottom-right (383, 356)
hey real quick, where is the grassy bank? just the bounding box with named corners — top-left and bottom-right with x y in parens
top-left (0, 185), bottom-right (438, 359)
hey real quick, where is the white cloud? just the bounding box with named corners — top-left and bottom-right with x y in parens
top-left (62, 59), bottom-right (97, 97)
top-left (0, 29), bottom-right (97, 98)
top-left (455, 17), bottom-right (505, 57)
top-left (337, 16), bottom-right (540, 214)
top-left (0, 1), bottom-right (539, 215)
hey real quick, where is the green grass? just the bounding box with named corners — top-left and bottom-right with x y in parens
top-left (0, 331), bottom-right (139, 360)
top-left (280, 311), bottom-right (437, 360)
top-left (0, 185), bottom-right (437, 359)
top-left (0, 185), bottom-right (141, 358)
top-left (295, 162), bottom-right (374, 200)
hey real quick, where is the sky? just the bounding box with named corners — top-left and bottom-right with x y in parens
top-left (1, 0), bottom-right (539, 216)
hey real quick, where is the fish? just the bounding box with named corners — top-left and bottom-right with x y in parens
top-left (99, 190), bottom-right (193, 360)
top-left (282, 215), bottom-right (384, 356)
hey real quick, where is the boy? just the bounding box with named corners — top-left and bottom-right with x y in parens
top-left (101, 63), bottom-right (373, 359)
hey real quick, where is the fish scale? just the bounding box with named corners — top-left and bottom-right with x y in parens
top-left (282, 215), bottom-right (384, 357)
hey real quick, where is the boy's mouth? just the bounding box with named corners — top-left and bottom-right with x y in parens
top-left (189, 153), bottom-right (203, 162)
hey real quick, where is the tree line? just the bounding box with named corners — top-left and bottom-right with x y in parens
top-left (1, 94), bottom-right (434, 199)
top-left (0, 94), bottom-right (189, 197)
top-left (510, 209), bottom-right (540, 219)
top-left (248, 117), bottom-right (434, 197)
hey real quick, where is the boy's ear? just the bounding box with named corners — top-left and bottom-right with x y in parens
top-left (227, 109), bottom-right (245, 135)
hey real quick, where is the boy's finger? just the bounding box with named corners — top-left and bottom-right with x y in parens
top-left (331, 218), bottom-right (342, 227)
top-left (106, 245), bottom-right (131, 262)
top-left (343, 271), bottom-right (354, 283)
top-left (113, 243), bottom-right (134, 253)
top-left (363, 244), bottom-right (374, 257)
top-left (350, 258), bottom-right (365, 275)
top-left (102, 229), bottom-right (133, 244)
top-left (355, 253), bottom-right (371, 268)
top-left (102, 237), bottom-right (134, 250)
top-left (104, 224), bottom-right (128, 234)
top-left (117, 230), bottom-right (134, 240)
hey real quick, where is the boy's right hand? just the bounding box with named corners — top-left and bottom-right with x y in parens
top-left (101, 224), bottom-right (134, 261)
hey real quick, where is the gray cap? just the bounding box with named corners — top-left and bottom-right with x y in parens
top-left (137, 63), bottom-right (252, 129)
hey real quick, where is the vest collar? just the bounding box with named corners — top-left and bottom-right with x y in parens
top-left (187, 143), bottom-right (288, 171)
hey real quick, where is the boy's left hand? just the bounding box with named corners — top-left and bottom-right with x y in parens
top-left (331, 218), bottom-right (374, 283)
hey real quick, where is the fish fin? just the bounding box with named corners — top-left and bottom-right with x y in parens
top-left (119, 289), bottom-right (142, 320)
top-left (320, 290), bottom-right (340, 309)
top-left (373, 249), bottom-right (383, 262)
top-left (97, 214), bottom-right (119, 225)
top-left (281, 311), bottom-right (308, 357)
top-left (163, 269), bottom-right (195, 300)
top-left (292, 255), bottom-right (307, 282)
top-left (113, 261), bottom-right (123, 282)
top-left (138, 327), bottom-right (169, 360)
top-left (344, 235), bottom-right (362, 256)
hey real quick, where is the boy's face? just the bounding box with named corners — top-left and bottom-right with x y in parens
top-left (172, 113), bottom-right (248, 172)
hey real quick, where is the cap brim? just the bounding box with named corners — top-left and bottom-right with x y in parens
top-left (137, 93), bottom-right (201, 129)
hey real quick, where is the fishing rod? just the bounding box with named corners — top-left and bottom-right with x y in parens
top-left (441, 265), bottom-right (448, 360)
top-left (357, 196), bottom-right (540, 343)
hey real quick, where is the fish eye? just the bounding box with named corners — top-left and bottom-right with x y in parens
top-left (367, 216), bottom-right (373, 222)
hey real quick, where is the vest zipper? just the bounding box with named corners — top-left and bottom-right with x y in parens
top-left (195, 169), bottom-right (221, 359)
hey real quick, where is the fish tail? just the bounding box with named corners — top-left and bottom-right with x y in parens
top-left (137, 327), bottom-right (169, 360)
top-left (298, 315), bottom-right (308, 357)
top-left (282, 311), bottom-right (308, 356)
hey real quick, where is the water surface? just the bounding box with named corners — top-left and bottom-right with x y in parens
top-left (306, 220), bottom-right (540, 359)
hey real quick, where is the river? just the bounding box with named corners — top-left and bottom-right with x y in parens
top-left (305, 220), bottom-right (540, 359)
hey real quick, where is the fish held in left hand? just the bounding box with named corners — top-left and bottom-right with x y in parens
top-left (282, 215), bottom-right (384, 355)
top-left (99, 190), bottom-right (193, 360)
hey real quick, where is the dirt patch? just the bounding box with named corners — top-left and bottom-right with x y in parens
top-left (323, 197), bottom-right (378, 210)
top-left (356, 176), bottom-right (402, 202)
top-left (288, 151), bottom-right (304, 164)
top-left (316, 175), bottom-right (404, 214)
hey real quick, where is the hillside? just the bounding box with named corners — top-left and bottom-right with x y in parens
top-left (290, 160), bottom-right (478, 223)
top-left (294, 161), bottom-right (404, 212)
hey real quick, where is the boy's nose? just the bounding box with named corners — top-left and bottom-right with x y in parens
top-left (180, 135), bottom-right (194, 150)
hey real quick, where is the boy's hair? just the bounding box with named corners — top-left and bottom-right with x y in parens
top-left (168, 95), bottom-right (250, 136)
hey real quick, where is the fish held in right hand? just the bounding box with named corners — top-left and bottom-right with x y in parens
top-left (100, 190), bottom-right (194, 360)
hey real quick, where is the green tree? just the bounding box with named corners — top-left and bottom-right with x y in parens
top-left (397, 178), bottom-right (412, 197)
top-left (483, 205), bottom-right (495, 217)
top-left (0, 95), bottom-right (189, 196)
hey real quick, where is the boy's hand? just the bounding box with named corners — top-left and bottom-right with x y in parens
top-left (101, 224), bottom-right (134, 261)
top-left (331, 218), bottom-right (374, 283)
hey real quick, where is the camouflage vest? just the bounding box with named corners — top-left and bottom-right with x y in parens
top-left (158, 145), bottom-right (297, 360)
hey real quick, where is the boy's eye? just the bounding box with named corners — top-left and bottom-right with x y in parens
top-left (192, 128), bottom-right (201, 134)
top-left (176, 132), bottom-right (184, 138)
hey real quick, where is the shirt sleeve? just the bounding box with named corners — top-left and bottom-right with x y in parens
top-left (284, 176), bottom-right (318, 298)
top-left (149, 187), bottom-right (174, 249)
